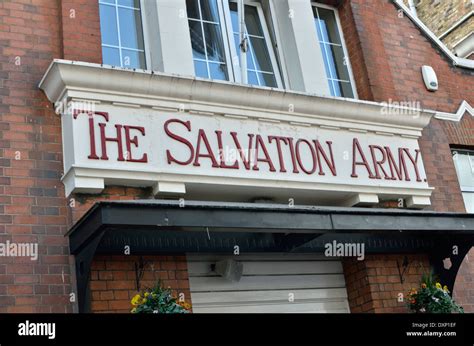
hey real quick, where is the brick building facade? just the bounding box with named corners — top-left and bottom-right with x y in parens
top-left (403, 0), bottom-right (473, 58)
top-left (0, 0), bottom-right (473, 314)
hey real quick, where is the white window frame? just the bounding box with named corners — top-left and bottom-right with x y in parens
top-left (225, 0), bottom-right (284, 88)
top-left (188, 0), bottom-right (235, 81)
top-left (98, 0), bottom-right (150, 70)
top-left (452, 149), bottom-right (474, 213)
top-left (311, 2), bottom-right (358, 99)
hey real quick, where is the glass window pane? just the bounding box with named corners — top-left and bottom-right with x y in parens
top-left (117, 0), bottom-right (140, 8)
top-left (248, 71), bottom-right (258, 85)
top-left (462, 193), bottom-right (474, 213)
top-left (323, 43), bottom-right (337, 80)
top-left (233, 33), bottom-right (255, 69)
top-left (316, 8), bottom-right (342, 45)
top-left (453, 153), bottom-right (474, 188)
top-left (314, 17), bottom-right (324, 42)
top-left (200, 0), bottom-right (220, 22)
top-left (121, 49), bottom-right (145, 69)
top-left (189, 21), bottom-right (206, 60)
top-left (258, 72), bottom-right (277, 88)
top-left (337, 80), bottom-right (354, 98)
top-left (209, 62), bottom-right (228, 80)
top-left (250, 36), bottom-right (272, 72)
top-left (244, 6), bottom-right (263, 37)
top-left (102, 46), bottom-right (121, 66)
top-left (319, 43), bottom-right (331, 78)
top-left (118, 7), bottom-right (144, 50)
top-left (203, 23), bottom-right (226, 62)
top-left (186, 0), bottom-right (200, 19)
top-left (230, 3), bottom-right (239, 31)
top-left (99, 4), bottom-right (119, 46)
top-left (328, 45), bottom-right (350, 81)
top-left (194, 60), bottom-right (208, 78)
top-left (331, 80), bottom-right (341, 97)
top-left (327, 80), bottom-right (335, 96)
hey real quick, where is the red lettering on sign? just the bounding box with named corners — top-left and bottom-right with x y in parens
top-left (314, 140), bottom-right (337, 176)
top-left (253, 135), bottom-right (276, 172)
top-left (352, 138), bottom-right (376, 179)
top-left (296, 139), bottom-right (317, 175)
top-left (73, 110), bottom-right (109, 160)
top-left (164, 119), bottom-right (194, 165)
top-left (124, 126), bottom-right (148, 163)
top-left (194, 129), bottom-right (219, 168)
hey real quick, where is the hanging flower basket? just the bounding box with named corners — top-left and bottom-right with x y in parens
top-left (407, 271), bottom-right (463, 313)
top-left (130, 281), bottom-right (192, 314)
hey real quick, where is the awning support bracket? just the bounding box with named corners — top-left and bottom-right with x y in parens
top-left (75, 230), bottom-right (106, 313)
top-left (429, 237), bottom-right (471, 294)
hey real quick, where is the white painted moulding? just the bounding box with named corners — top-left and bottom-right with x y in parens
top-left (392, 0), bottom-right (474, 70)
top-left (343, 193), bottom-right (379, 207)
top-left (435, 101), bottom-right (474, 122)
top-left (39, 60), bottom-right (435, 207)
top-left (39, 59), bottom-right (435, 131)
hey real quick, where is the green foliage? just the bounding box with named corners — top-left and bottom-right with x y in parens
top-left (407, 271), bottom-right (463, 314)
top-left (130, 281), bottom-right (191, 314)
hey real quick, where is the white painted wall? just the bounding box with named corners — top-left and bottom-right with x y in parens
top-left (144, 0), bottom-right (194, 75)
top-left (271, 0), bottom-right (331, 95)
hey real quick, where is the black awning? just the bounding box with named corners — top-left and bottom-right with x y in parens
top-left (68, 200), bottom-right (474, 253)
top-left (67, 200), bottom-right (474, 312)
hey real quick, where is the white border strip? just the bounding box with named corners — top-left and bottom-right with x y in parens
top-left (435, 101), bottom-right (474, 122)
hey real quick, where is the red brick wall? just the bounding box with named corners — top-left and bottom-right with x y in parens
top-left (343, 255), bottom-right (431, 313)
top-left (453, 252), bottom-right (474, 312)
top-left (89, 255), bottom-right (192, 313)
top-left (339, 0), bottom-right (474, 312)
top-left (68, 186), bottom-right (153, 226)
top-left (1, 0), bottom-right (473, 314)
top-left (0, 0), bottom-right (103, 313)
top-left (60, 0), bottom-right (102, 63)
top-left (0, 0), bottom-right (71, 313)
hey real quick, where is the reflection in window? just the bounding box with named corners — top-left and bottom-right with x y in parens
top-left (313, 6), bottom-right (354, 98)
top-left (229, 2), bottom-right (277, 87)
top-left (187, 0), bottom-right (229, 80)
top-left (452, 149), bottom-right (474, 213)
top-left (99, 0), bottom-right (146, 69)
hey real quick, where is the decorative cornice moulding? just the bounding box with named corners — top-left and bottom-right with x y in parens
top-left (435, 101), bottom-right (474, 122)
top-left (39, 59), bottom-right (435, 133)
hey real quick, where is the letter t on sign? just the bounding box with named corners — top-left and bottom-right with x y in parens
top-left (73, 110), bottom-right (109, 160)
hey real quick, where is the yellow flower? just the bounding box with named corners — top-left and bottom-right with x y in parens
top-left (143, 298), bottom-right (147, 303)
top-left (443, 285), bottom-right (449, 292)
top-left (131, 308), bottom-right (137, 313)
top-left (144, 292), bottom-right (150, 297)
top-left (435, 282), bottom-right (442, 289)
top-left (131, 294), bottom-right (142, 306)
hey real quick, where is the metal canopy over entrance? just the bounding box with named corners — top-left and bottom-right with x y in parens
top-left (67, 200), bottom-right (474, 312)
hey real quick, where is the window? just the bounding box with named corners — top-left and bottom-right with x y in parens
top-left (312, 3), bottom-right (355, 98)
top-left (228, 2), bottom-right (280, 87)
top-left (185, 0), bottom-right (282, 87)
top-left (99, 0), bottom-right (146, 69)
top-left (452, 149), bottom-right (474, 213)
top-left (186, 0), bottom-right (230, 80)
